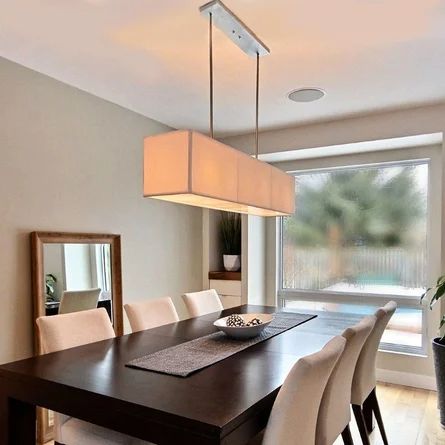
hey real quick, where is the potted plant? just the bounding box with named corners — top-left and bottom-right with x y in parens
top-left (422, 275), bottom-right (445, 427)
top-left (220, 212), bottom-right (241, 272)
top-left (45, 273), bottom-right (58, 302)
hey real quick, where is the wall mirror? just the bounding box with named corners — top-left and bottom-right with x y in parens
top-left (30, 231), bottom-right (123, 444)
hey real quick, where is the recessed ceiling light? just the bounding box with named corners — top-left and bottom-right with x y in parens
top-left (288, 88), bottom-right (326, 103)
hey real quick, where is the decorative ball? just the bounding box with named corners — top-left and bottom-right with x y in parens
top-left (246, 317), bottom-right (263, 327)
top-left (226, 314), bottom-right (245, 327)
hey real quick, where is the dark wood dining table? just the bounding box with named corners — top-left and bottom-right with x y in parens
top-left (0, 304), bottom-right (360, 445)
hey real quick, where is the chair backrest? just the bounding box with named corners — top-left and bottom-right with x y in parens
top-left (58, 288), bottom-right (101, 314)
top-left (316, 315), bottom-right (376, 445)
top-left (182, 289), bottom-right (223, 317)
top-left (262, 336), bottom-right (346, 445)
top-left (351, 301), bottom-right (397, 405)
top-left (124, 297), bottom-right (180, 332)
top-left (37, 308), bottom-right (115, 354)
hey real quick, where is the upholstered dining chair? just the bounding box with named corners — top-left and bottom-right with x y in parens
top-left (351, 301), bottom-right (397, 445)
top-left (250, 335), bottom-right (346, 445)
top-left (182, 289), bottom-right (223, 317)
top-left (58, 288), bottom-right (101, 314)
top-left (316, 315), bottom-right (376, 445)
top-left (124, 297), bottom-right (180, 332)
top-left (37, 308), bottom-right (150, 445)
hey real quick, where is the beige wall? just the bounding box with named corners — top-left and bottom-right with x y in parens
top-left (222, 103), bottom-right (445, 155)
top-left (0, 57), bottom-right (202, 363)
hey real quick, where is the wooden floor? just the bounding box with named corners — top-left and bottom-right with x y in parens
top-left (335, 383), bottom-right (445, 445)
top-left (44, 383), bottom-right (444, 445)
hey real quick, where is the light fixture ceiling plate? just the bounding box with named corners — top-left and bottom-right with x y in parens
top-left (200, 0), bottom-right (270, 57)
top-left (143, 130), bottom-right (294, 216)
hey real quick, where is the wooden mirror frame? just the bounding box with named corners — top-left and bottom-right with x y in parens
top-left (30, 231), bottom-right (124, 444)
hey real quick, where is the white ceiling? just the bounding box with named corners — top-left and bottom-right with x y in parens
top-left (2, 0), bottom-right (445, 137)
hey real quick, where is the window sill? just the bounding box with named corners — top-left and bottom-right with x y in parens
top-left (378, 345), bottom-right (427, 358)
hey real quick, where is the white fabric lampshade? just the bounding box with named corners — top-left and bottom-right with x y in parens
top-left (143, 130), bottom-right (295, 216)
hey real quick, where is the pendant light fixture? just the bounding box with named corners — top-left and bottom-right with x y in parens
top-left (143, 0), bottom-right (295, 216)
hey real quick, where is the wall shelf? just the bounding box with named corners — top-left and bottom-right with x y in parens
top-left (208, 271), bottom-right (241, 281)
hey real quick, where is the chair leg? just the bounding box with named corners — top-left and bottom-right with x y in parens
top-left (362, 393), bottom-right (375, 433)
top-left (352, 405), bottom-right (371, 445)
top-left (368, 388), bottom-right (389, 445)
top-left (341, 424), bottom-right (354, 445)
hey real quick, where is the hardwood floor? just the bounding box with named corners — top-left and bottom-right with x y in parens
top-left (44, 383), bottom-right (444, 445)
top-left (334, 383), bottom-right (445, 445)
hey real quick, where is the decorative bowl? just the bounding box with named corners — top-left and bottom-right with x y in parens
top-left (213, 313), bottom-right (274, 339)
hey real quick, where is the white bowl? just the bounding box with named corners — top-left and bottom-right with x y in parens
top-left (213, 313), bottom-right (274, 339)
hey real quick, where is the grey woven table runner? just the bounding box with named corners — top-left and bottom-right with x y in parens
top-left (126, 312), bottom-right (316, 377)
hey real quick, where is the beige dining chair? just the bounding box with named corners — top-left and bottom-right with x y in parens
top-left (37, 308), bottom-right (151, 445)
top-left (124, 297), bottom-right (179, 332)
top-left (182, 289), bottom-right (223, 317)
top-left (58, 288), bottom-right (101, 314)
top-left (316, 315), bottom-right (376, 445)
top-left (251, 335), bottom-right (346, 445)
top-left (351, 301), bottom-right (397, 445)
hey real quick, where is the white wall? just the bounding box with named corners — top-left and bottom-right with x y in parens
top-left (223, 104), bottom-right (445, 389)
top-left (63, 244), bottom-right (93, 290)
top-left (0, 57), bottom-right (202, 363)
top-left (244, 216), bottom-right (267, 305)
top-left (222, 103), bottom-right (445, 155)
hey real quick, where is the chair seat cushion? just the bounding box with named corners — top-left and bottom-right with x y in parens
top-left (61, 417), bottom-right (153, 445)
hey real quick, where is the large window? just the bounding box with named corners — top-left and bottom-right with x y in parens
top-left (279, 159), bottom-right (429, 354)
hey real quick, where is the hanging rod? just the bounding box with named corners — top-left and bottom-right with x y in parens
top-left (202, 0), bottom-right (268, 156)
top-left (209, 12), bottom-right (214, 138)
top-left (255, 52), bottom-right (259, 159)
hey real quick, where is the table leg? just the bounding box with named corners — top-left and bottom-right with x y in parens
top-left (0, 389), bottom-right (7, 445)
top-left (0, 389), bottom-right (36, 445)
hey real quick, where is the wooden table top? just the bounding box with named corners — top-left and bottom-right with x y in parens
top-left (0, 305), bottom-right (361, 445)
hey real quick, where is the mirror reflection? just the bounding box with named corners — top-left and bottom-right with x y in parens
top-left (43, 243), bottom-right (113, 320)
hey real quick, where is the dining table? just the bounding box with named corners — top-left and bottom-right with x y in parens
top-left (0, 304), bottom-right (362, 445)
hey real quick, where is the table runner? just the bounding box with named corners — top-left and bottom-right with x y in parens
top-left (126, 312), bottom-right (316, 377)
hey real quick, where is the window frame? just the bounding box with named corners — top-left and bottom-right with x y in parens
top-left (276, 146), bottom-right (442, 356)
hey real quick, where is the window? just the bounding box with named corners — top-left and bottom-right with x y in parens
top-left (279, 159), bottom-right (429, 354)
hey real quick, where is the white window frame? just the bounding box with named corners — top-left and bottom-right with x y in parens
top-left (275, 144), bottom-right (443, 356)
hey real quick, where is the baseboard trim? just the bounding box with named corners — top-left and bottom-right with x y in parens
top-left (377, 368), bottom-right (437, 391)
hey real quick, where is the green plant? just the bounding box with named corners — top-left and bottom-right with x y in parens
top-left (45, 273), bottom-right (57, 302)
top-left (220, 212), bottom-right (241, 255)
top-left (421, 274), bottom-right (445, 343)
top-left (284, 166), bottom-right (425, 247)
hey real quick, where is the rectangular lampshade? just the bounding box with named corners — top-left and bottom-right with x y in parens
top-left (143, 130), bottom-right (295, 216)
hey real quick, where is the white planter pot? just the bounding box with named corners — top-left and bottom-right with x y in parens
top-left (223, 255), bottom-right (241, 272)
